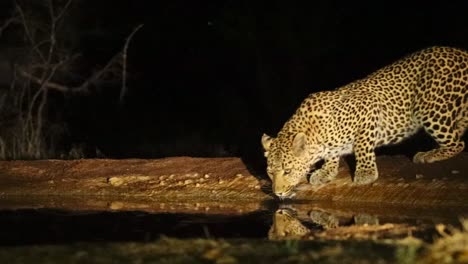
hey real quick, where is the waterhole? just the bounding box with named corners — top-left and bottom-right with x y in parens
top-left (1, 199), bottom-right (467, 246)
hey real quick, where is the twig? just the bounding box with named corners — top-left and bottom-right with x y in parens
top-left (0, 16), bottom-right (20, 37)
top-left (15, 3), bottom-right (46, 63)
top-left (54, 0), bottom-right (73, 24)
top-left (120, 24), bottom-right (144, 102)
top-left (74, 51), bottom-right (121, 92)
top-left (17, 68), bottom-right (69, 92)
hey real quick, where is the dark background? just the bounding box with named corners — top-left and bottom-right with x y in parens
top-left (2, 0), bottom-right (468, 160)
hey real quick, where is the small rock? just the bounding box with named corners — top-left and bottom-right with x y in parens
top-left (108, 177), bottom-right (124, 187)
top-left (109, 201), bottom-right (124, 210)
top-left (184, 179), bottom-right (193, 184)
top-left (451, 170), bottom-right (460, 174)
top-left (216, 256), bottom-right (238, 264)
top-left (204, 174), bottom-right (210, 178)
top-left (203, 248), bottom-right (222, 260)
top-left (415, 174), bottom-right (424, 179)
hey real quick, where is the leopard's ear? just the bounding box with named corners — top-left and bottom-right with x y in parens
top-left (261, 133), bottom-right (273, 152)
top-left (292, 132), bottom-right (307, 157)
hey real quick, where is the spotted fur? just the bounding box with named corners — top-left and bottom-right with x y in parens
top-left (268, 208), bottom-right (309, 240)
top-left (262, 46), bottom-right (468, 199)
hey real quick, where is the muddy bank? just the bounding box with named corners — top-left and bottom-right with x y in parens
top-left (0, 155), bottom-right (467, 263)
top-left (0, 157), bottom-right (270, 214)
top-left (1, 227), bottom-right (466, 264)
top-left (0, 154), bottom-right (467, 213)
top-left (0, 237), bottom-right (422, 264)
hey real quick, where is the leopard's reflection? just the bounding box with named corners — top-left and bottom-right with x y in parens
top-left (268, 208), bottom-right (309, 240)
top-left (268, 206), bottom-right (380, 240)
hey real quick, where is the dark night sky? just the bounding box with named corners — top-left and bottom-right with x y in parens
top-left (1, 0), bottom-right (468, 160)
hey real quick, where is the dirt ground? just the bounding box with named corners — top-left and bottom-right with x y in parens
top-left (0, 154), bottom-right (467, 263)
top-left (0, 153), bottom-right (467, 213)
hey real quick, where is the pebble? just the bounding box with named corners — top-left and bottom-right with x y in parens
top-left (108, 177), bottom-right (124, 186)
top-left (109, 202), bottom-right (124, 210)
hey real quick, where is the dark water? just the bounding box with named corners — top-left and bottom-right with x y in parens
top-left (0, 209), bottom-right (273, 246)
top-left (0, 203), bottom-right (466, 246)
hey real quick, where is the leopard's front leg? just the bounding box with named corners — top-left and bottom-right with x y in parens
top-left (309, 157), bottom-right (339, 185)
top-left (353, 132), bottom-right (378, 185)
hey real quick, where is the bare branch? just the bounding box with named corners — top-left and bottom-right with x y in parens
top-left (15, 3), bottom-right (46, 63)
top-left (54, 0), bottom-right (73, 24)
top-left (17, 68), bottom-right (69, 93)
top-left (27, 58), bottom-right (68, 120)
top-left (120, 24), bottom-right (144, 102)
top-left (0, 16), bottom-right (20, 37)
top-left (74, 51), bottom-right (122, 92)
top-left (10, 2), bottom-right (142, 102)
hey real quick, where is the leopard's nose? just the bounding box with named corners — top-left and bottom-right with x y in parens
top-left (275, 191), bottom-right (294, 200)
top-left (275, 192), bottom-right (286, 198)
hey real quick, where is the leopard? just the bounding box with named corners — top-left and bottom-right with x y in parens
top-left (268, 208), bottom-right (310, 240)
top-left (261, 46), bottom-right (468, 199)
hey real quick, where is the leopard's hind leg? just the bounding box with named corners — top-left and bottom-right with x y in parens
top-left (413, 96), bottom-right (467, 164)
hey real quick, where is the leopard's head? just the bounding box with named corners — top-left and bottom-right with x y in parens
top-left (268, 208), bottom-right (310, 240)
top-left (262, 132), bottom-right (322, 199)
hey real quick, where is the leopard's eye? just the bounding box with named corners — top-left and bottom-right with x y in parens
top-left (284, 169), bottom-right (292, 174)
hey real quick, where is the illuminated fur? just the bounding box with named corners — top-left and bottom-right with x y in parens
top-left (262, 47), bottom-right (468, 198)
